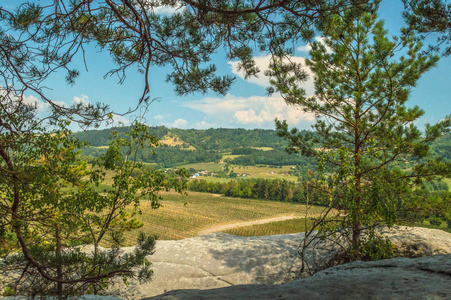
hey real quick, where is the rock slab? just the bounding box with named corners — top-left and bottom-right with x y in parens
top-left (107, 226), bottom-right (451, 299)
top-left (146, 254), bottom-right (451, 300)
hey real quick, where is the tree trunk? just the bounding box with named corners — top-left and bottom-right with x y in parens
top-left (56, 224), bottom-right (63, 296)
top-left (353, 95), bottom-right (362, 248)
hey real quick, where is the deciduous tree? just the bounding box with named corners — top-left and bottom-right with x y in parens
top-left (0, 104), bottom-right (187, 295)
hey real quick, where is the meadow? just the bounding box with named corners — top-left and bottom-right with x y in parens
top-left (179, 162), bottom-right (299, 182)
top-left (223, 218), bottom-right (316, 237)
top-left (121, 190), bottom-right (325, 245)
top-left (91, 166), bottom-right (450, 248)
top-left (443, 178), bottom-right (451, 187)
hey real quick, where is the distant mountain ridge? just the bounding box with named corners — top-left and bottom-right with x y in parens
top-left (73, 126), bottom-right (308, 168)
top-left (73, 126), bottom-right (288, 151)
top-left (73, 127), bottom-right (450, 169)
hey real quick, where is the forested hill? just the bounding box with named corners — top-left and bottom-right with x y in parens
top-left (73, 126), bottom-right (290, 151)
top-left (73, 127), bottom-right (450, 169)
top-left (73, 126), bottom-right (314, 168)
top-left (431, 133), bottom-right (451, 161)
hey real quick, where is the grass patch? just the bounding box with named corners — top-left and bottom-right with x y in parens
top-left (159, 135), bottom-right (196, 150)
top-left (227, 165), bottom-right (298, 182)
top-left (193, 177), bottom-right (232, 183)
top-left (408, 220), bottom-right (451, 233)
top-left (225, 218), bottom-right (451, 238)
top-left (177, 163), bottom-right (299, 182)
top-left (222, 154), bottom-right (243, 160)
top-left (443, 178), bottom-right (451, 189)
top-left (223, 218), bottom-right (315, 237)
top-left (251, 147), bottom-right (274, 151)
top-left (178, 162), bottom-right (224, 172)
top-left (122, 191), bottom-right (324, 245)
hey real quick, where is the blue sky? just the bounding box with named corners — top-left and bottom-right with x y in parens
top-left (16, 0), bottom-right (451, 131)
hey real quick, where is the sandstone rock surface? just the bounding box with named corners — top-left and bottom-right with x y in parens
top-left (106, 226), bottom-right (451, 299)
top-left (146, 254), bottom-right (451, 300)
top-left (2, 226), bottom-right (450, 300)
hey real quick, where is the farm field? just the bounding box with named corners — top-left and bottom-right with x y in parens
top-left (178, 162), bottom-right (224, 172)
top-left (181, 163), bottom-right (299, 182)
top-left (121, 191), bottom-right (325, 245)
top-left (228, 164), bottom-right (298, 181)
top-left (222, 154), bottom-right (243, 160)
top-left (251, 147), bottom-right (274, 151)
top-left (443, 178), bottom-right (451, 188)
top-left (223, 218), bottom-right (316, 237)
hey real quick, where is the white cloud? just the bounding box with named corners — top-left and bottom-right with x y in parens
top-left (71, 94), bottom-right (130, 126)
top-left (154, 114), bottom-right (164, 120)
top-left (228, 55), bottom-right (315, 96)
top-left (234, 109), bottom-right (266, 125)
top-left (181, 94), bottom-right (249, 115)
top-left (297, 44), bottom-right (312, 52)
top-left (182, 94), bottom-right (314, 129)
top-left (72, 94), bottom-right (91, 106)
top-left (22, 94), bottom-right (47, 111)
top-left (164, 118), bottom-right (188, 128)
top-left (144, 0), bottom-right (184, 15)
top-left (297, 36), bottom-right (333, 54)
top-left (20, 93), bottom-right (90, 114)
top-left (153, 5), bottom-right (181, 15)
top-left (111, 114), bottom-right (131, 126)
top-left (21, 94), bottom-right (66, 115)
top-left (195, 121), bottom-right (214, 129)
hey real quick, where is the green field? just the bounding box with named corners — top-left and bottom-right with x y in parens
top-left (251, 147), bottom-right (274, 151)
top-left (227, 164), bottom-right (298, 181)
top-left (222, 154), bottom-right (243, 160)
top-left (180, 162), bottom-right (299, 182)
top-left (407, 220), bottom-right (451, 233)
top-left (444, 178), bottom-right (451, 188)
top-left (179, 162), bottom-right (224, 172)
top-left (122, 191), bottom-right (325, 245)
top-left (193, 176), bottom-right (231, 183)
top-left (223, 218), bottom-right (316, 237)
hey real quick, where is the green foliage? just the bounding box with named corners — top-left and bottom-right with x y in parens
top-left (0, 0), bottom-right (384, 296)
top-left (75, 126), bottom-right (312, 167)
top-left (403, 0), bottom-right (451, 56)
top-left (188, 178), bottom-right (331, 205)
top-left (272, 5), bottom-right (450, 263)
top-left (223, 218), bottom-right (316, 237)
top-left (430, 134), bottom-right (451, 161)
top-left (230, 149), bottom-right (316, 167)
top-left (2, 286), bottom-right (16, 297)
top-left (346, 234), bottom-right (394, 262)
top-left (0, 110), bottom-right (187, 296)
top-left (74, 126), bottom-right (288, 151)
top-left (2, 0), bottom-right (375, 106)
top-left (402, 190), bottom-right (451, 223)
top-left (75, 126), bottom-right (451, 169)
top-left (428, 216), bottom-right (443, 226)
top-left (420, 179), bottom-right (449, 191)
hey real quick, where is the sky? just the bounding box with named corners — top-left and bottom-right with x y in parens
top-left (10, 0), bottom-right (451, 131)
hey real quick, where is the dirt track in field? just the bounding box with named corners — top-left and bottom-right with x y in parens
top-left (197, 215), bottom-right (306, 235)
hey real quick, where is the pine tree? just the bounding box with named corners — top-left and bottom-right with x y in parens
top-left (272, 6), bottom-right (450, 260)
top-left (403, 0), bottom-right (451, 56)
